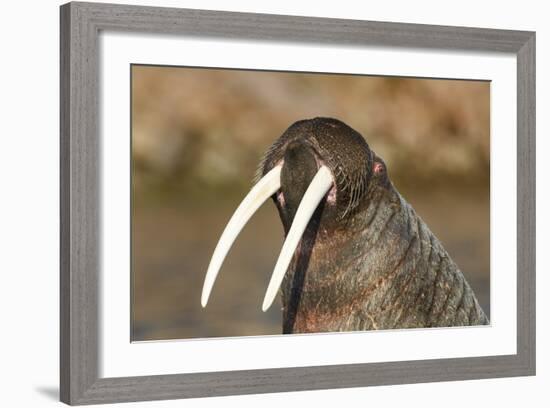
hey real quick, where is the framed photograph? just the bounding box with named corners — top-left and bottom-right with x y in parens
top-left (60, 1), bottom-right (535, 405)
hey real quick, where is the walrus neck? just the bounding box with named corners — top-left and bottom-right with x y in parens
top-left (280, 184), bottom-right (403, 333)
top-left (281, 183), bottom-right (488, 333)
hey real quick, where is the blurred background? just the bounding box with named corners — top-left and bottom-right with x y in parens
top-left (131, 65), bottom-right (490, 341)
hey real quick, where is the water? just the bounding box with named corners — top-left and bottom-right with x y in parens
top-left (132, 189), bottom-right (489, 341)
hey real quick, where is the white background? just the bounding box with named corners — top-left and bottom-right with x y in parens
top-left (0, 0), bottom-right (545, 407)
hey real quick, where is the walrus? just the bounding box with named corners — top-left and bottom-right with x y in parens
top-left (201, 117), bottom-right (488, 333)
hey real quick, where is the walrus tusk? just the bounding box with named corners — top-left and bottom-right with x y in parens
top-left (262, 166), bottom-right (333, 312)
top-left (201, 165), bottom-right (282, 307)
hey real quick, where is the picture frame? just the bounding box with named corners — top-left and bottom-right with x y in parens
top-left (60, 1), bottom-right (536, 405)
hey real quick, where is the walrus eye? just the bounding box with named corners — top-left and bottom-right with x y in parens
top-left (373, 161), bottom-right (385, 175)
top-left (201, 165), bottom-right (333, 310)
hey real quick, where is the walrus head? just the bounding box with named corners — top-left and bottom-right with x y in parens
top-left (201, 118), bottom-right (393, 315)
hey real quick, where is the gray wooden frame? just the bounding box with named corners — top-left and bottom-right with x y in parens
top-left (60, 1), bottom-right (536, 405)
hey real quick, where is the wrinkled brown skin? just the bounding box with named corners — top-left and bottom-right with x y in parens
top-left (259, 117), bottom-right (488, 334)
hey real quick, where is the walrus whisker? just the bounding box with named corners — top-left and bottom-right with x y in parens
top-left (201, 165), bottom-right (282, 307)
top-left (262, 165), bottom-right (333, 312)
